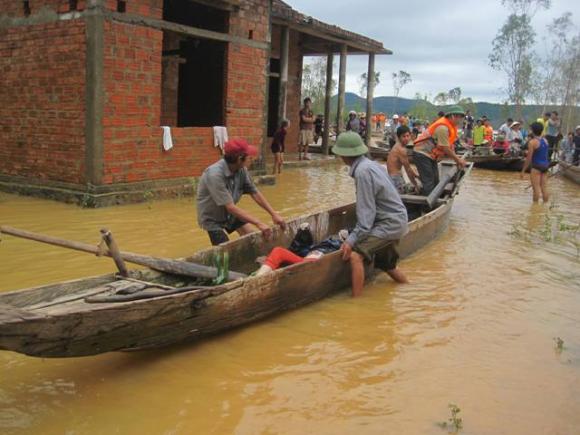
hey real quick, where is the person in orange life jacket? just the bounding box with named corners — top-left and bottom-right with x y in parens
top-left (413, 105), bottom-right (467, 195)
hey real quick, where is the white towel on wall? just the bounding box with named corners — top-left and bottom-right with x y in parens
top-left (161, 126), bottom-right (173, 151)
top-left (213, 126), bottom-right (228, 153)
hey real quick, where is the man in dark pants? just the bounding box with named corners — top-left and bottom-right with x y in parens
top-left (332, 132), bottom-right (409, 297)
top-left (197, 139), bottom-right (286, 245)
top-left (413, 106), bottom-right (467, 195)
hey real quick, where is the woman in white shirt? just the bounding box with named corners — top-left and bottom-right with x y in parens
top-left (508, 121), bottom-right (524, 155)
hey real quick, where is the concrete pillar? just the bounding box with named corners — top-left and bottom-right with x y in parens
top-left (278, 25), bottom-right (289, 122)
top-left (322, 51), bottom-right (333, 155)
top-left (85, 0), bottom-right (105, 185)
top-left (336, 44), bottom-right (347, 133)
top-left (365, 52), bottom-right (375, 146)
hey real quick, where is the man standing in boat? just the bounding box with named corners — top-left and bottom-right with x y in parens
top-left (413, 106), bottom-right (467, 195)
top-left (332, 132), bottom-right (409, 297)
top-left (197, 139), bottom-right (286, 246)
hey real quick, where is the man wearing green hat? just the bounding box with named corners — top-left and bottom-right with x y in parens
top-left (333, 132), bottom-right (409, 297)
top-left (413, 105), bottom-right (467, 195)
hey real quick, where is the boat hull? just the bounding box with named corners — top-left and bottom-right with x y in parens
top-left (467, 155), bottom-right (524, 171)
top-left (559, 161), bottom-right (580, 185)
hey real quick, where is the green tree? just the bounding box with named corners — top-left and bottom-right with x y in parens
top-left (391, 70), bottom-right (412, 113)
top-left (448, 87), bottom-right (462, 104)
top-left (433, 92), bottom-right (448, 106)
top-left (501, 0), bottom-right (551, 16)
top-left (359, 71), bottom-right (381, 98)
top-left (301, 57), bottom-right (336, 114)
top-left (410, 93), bottom-right (436, 122)
top-left (489, 14), bottom-right (536, 118)
top-left (490, 0), bottom-right (551, 118)
top-left (458, 97), bottom-right (477, 116)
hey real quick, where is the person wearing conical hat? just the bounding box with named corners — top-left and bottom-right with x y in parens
top-left (413, 105), bottom-right (467, 195)
top-left (332, 132), bottom-right (409, 296)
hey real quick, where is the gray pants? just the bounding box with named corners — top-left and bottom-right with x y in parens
top-left (390, 174), bottom-right (405, 193)
top-left (414, 153), bottom-right (439, 195)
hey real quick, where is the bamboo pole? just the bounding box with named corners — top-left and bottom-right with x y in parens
top-left (0, 226), bottom-right (246, 281)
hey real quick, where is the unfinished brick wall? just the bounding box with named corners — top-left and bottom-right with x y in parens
top-left (226, 0), bottom-right (269, 151)
top-left (0, 0), bottom-right (271, 191)
top-left (102, 20), bottom-right (203, 184)
top-left (0, 18), bottom-right (86, 183)
top-left (103, 0), bottom-right (162, 18)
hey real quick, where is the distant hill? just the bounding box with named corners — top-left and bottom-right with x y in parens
top-left (325, 92), bottom-right (573, 127)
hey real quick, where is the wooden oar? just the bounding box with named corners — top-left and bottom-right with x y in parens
top-left (0, 226), bottom-right (246, 281)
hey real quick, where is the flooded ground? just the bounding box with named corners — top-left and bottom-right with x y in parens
top-left (0, 165), bottom-right (579, 434)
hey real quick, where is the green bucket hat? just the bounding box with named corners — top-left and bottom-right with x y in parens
top-left (445, 105), bottom-right (465, 116)
top-left (332, 132), bottom-right (369, 157)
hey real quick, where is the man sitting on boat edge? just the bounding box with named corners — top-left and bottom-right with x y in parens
top-left (413, 106), bottom-right (467, 195)
top-left (333, 132), bottom-right (410, 297)
top-left (196, 139), bottom-right (286, 246)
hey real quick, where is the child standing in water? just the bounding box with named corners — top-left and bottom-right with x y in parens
top-left (271, 119), bottom-right (289, 175)
top-left (522, 122), bottom-right (550, 203)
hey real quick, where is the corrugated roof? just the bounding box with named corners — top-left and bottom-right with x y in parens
top-left (272, 0), bottom-right (391, 54)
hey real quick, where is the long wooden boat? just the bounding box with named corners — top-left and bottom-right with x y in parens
top-left (368, 146), bottom-right (390, 160)
top-left (0, 163), bottom-right (471, 358)
top-left (559, 161), bottom-right (580, 185)
top-left (466, 154), bottom-right (525, 171)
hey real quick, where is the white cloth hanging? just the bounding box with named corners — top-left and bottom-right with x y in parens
top-left (161, 126), bottom-right (173, 151)
top-left (213, 126), bottom-right (228, 153)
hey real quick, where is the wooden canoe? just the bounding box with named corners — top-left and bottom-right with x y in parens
top-left (466, 154), bottom-right (525, 171)
top-left (559, 161), bottom-right (580, 185)
top-left (0, 163), bottom-right (471, 358)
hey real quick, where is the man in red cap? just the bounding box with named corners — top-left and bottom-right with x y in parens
top-left (197, 139), bottom-right (286, 245)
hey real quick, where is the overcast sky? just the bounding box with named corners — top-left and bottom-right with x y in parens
top-left (289, 0), bottom-right (579, 103)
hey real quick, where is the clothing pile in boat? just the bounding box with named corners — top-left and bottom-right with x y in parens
top-left (255, 223), bottom-right (349, 276)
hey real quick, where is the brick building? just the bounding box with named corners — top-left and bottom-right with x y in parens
top-left (0, 0), bottom-right (389, 206)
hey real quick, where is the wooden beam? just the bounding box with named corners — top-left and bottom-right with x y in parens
top-left (278, 25), bottom-right (289, 122)
top-left (365, 52), bottom-right (375, 146)
top-left (188, 0), bottom-right (241, 11)
top-left (322, 51), bottom-right (333, 155)
top-left (108, 11), bottom-right (269, 50)
top-left (272, 18), bottom-right (392, 55)
top-left (336, 44), bottom-right (347, 133)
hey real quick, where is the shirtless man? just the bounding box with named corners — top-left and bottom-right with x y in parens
top-left (386, 125), bottom-right (419, 193)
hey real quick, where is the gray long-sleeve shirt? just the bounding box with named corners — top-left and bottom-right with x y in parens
top-left (346, 156), bottom-right (409, 247)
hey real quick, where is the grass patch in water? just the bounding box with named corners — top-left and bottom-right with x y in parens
top-left (437, 403), bottom-right (463, 432)
top-left (509, 203), bottom-right (580, 257)
top-left (554, 337), bottom-right (565, 353)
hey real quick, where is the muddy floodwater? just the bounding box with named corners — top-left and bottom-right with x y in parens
top-left (0, 165), bottom-right (579, 434)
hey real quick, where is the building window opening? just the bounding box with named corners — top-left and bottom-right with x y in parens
top-left (161, 32), bottom-right (226, 127)
top-left (117, 1), bottom-right (126, 13)
top-left (69, 0), bottom-right (78, 11)
top-left (23, 1), bottom-right (31, 16)
top-left (161, 1), bottom-right (229, 128)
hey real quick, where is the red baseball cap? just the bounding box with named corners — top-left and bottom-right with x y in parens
top-left (223, 139), bottom-right (258, 157)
